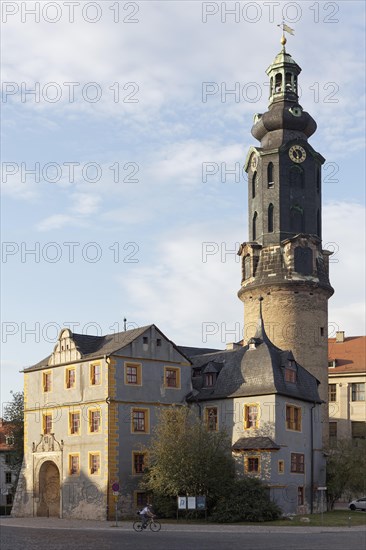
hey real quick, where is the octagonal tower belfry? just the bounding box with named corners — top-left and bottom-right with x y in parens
top-left (238, 33), bottom-right (334, 426)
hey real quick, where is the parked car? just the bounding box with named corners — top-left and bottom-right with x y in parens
top-left (349, 497), bottom-right (366, 511)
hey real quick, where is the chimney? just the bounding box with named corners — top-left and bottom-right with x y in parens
top-left (226, 342), bottom-right (241, 351)
top-left (335, 331), bottom-right (345, 343)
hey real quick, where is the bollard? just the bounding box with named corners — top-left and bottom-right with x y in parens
top-left (348, 516), bottom-right (351, 528)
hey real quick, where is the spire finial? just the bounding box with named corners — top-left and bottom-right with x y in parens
top-left (277, 21), bottom-right (294, 50)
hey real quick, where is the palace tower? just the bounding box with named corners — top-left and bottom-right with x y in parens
top-left (238, 35), bottom-right (334, 424)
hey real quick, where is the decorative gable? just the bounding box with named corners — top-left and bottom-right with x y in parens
top-left (48, 329), bottom-right (81, 366)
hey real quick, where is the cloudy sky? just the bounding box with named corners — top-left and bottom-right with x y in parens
top-left (1, 0), bottom-right (365, 406)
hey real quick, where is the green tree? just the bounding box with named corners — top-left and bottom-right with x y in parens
top-left (141, 406), bottom-right (235, 508)
top-left (3, 391), bottom-right (24, 473)
top-left (326, 439), bottom-right (366, 510)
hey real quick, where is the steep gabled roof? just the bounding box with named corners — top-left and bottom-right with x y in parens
top-left (24, 324), bottom-right (191, 371)
top-left (186, 308), bottom-right (321, 404)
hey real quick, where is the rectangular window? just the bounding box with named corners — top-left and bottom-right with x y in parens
top-left (66, 368), bottom-right (76, 389)
top-left (245, 456), bottom-right (260, 473)
top-left (351, 383), bottom-right (365, 401)
top-left (164, 367), bottom-right (180, 388)
top-left (5, 453), bottom-right (12, 465)
top-left (69, 454), bottom-right (80, 475)
top-left (351, 421), bottom-right (366, 446)
top-left (69, 412), bottom-right (80, 435)
top-left (285, 368), bottom-right (296, 383)
top-left (204, 373), bottom-right (215, 387)
top-left (89, 453), bottom-right (101, 475)
top-left (43, 413), bottom-right (52, 434)
top-left (286, 405), bottom-right (302, 431)
top-left (43, 372), bottom-right (52, 392)
top-left (205, 407), bottom-right (218, 431)
top-left (329, 422), bottom-right (337, 447)
top-left (244, 404), bottom-right (259, 429)
top-left (5, 472), bottom-right (12, 484)
top-left (125, 362), bottom-right (141, 385)
top-left (89, 409), bottom-right (101, 433)
top-left (6, 494), bottom-right (13, 505)
top-left (328, 384), bottom-right (337, 402)
top-left (297, 486), bottom-right (304, 505)
top-left (90, 363), bottom-right (101, 385)
top-left (278, 460), bottom-right (285, 474)
top-left (156, 338), bottom-right (162, 347)
top-left (133, 452), bottom-right (146, 474)
top-left (132, 408), bottom-right (149, 434)
top-left (291, 453), bottom-right (305, 473)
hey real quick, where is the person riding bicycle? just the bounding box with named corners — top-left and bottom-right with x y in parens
top-left (139, 504), bottom-right (154, 528)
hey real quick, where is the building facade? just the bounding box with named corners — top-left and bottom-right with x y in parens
top-left (328, 331), bottom-right (366, 446)
top-left (11, 325), bottom-right (192, 519)
top-left (186, 309), bottom-right (325, 514)
top-left (0, 419), bottom-right (17, 513)
top-left (12, 37), bottom-right (331, 520)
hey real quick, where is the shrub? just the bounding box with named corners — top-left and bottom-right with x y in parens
top-left (151, 493), bottom-right (177, 518)
top-left (210, 477), bottom-right (281, 523)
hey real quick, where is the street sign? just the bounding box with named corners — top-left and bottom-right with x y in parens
top-left (112, 482), bottom-right (120, 492)
top-left (178, 496), bottom-right (186, 510)
top-left (317, 487), bottom-right (327, 490)
top-left (187, 496), bottom-right (196, 510)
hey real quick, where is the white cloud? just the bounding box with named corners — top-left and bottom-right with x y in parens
top-left (36, 213), bottom-right (79, 231)
top-left (118, 201), bottom-right (365, 349)
top-left (323, 201), bottom-right (366, 334)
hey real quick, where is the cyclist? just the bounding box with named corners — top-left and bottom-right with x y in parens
top-left (139, 504), bottom-right (154, 528)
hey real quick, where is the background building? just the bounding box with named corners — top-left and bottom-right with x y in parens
top-left (0, 419), bottom-right (16, 514)
top-left (328, 331), bottom-right (366, 446)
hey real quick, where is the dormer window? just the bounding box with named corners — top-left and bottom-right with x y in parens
top-left (328, 360), bottom-right (336, 368)
top-left (285, 360), bottom-right (297, 383)
top-left (204, 373), bottom-right (216, 387)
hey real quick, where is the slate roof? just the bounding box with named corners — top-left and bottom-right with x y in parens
top-left (186, 313), bottom-right (321, 404)
top-left (178, 346), bottom-right (222, 357)
top-left (232, 436), bottom-right (280, 451)
top-left (24, 324), bottom-right (191, 371)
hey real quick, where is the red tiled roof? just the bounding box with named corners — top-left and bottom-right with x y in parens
top-left (328, 336), bottom-right (366, 374)
top-left (0, 420), bottom-right (15, 451)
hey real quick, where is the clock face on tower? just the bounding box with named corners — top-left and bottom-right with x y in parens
top-left (289, 145), bottom-right (306, 163)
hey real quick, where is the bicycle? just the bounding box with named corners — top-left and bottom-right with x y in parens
top-left (133, 515), bottom-right (161, 532)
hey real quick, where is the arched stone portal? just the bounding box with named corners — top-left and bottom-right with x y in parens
top-left (37, 460), bottom-right (60, 517)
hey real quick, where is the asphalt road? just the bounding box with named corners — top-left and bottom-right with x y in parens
top-left (1, 526), bottom-right (364, 550)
